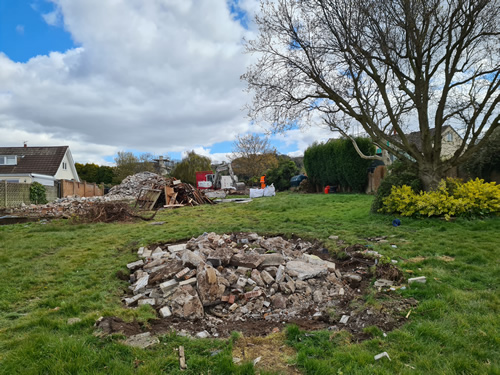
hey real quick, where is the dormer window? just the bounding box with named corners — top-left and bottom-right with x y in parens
top-left (0, 155), bottom-right (17, 165)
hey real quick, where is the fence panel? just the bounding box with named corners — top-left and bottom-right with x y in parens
top-left (60, 180), bottom-right (103, 198)
top-left (0, 181), bottom-right (31, 208)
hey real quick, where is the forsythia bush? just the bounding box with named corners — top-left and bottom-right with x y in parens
top-left (381, 178), bottom-right (500, 219)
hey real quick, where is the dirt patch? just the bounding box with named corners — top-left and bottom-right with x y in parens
top-left (95, 317), bottom-right (142, 337)
top-left (232, 333), bottom-right (301, 375)
top-left (375, 263), bottom-right (405, 282)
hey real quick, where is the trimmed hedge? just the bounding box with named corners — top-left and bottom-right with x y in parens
top-left (304, 138), bottom-right (374, 192)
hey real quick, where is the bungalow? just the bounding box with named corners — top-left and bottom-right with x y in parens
top-left (0, 145), bottom-right (80, 186)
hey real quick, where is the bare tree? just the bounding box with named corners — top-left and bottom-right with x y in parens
top-left (231, 134), bottom-right (278, 179)
top-left (243, 0), bottom-right (500, 190)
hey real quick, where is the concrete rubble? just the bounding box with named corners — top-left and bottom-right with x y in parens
top-left (122, 233), bottom-right (358, 335)
top-left (4, 171), bottom-right (212, 218)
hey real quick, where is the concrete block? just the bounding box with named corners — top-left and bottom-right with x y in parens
top-left (159, 306), bottom-right (172, 318)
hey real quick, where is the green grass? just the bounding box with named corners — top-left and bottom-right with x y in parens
top-left (0, 192), bottom-right (499, 374)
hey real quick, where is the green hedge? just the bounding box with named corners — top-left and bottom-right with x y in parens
top-left (304, 138), bottom-right (374, 192)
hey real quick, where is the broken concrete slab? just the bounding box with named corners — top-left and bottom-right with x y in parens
top-left (230, 253), bottom-right (263, 269)
top-left (124, 294), bottom-right (144, 306)
top-left (408, 276), bottom-right (426, 284)
top-left (179, 278), bottom-right (197, 287)
top-left (286, 261), bottom-right (328, 280)
top-left (123, 332), bottom-right (159, 349)
top-left (138, 298), bottom-right (156, 306)
top-left (168, 244), bottom-right (187, 253)
top-left (159, 306), bottom-right (172, 318)
top-left (259, 253), bottom-right (285, 267)
top-left (340, 315), bottom-right (350, 324)
top-left (160, 279), bottom-right (178, 294)
top-left (197, 265), bottom-right (225, 306)
top-left (260, 270), bottom-right (275, 285)
top-left (181, 251), bottom-right (204, 268)
top-left (134, 275), bottom-right (149, 295)
top-left (127, 259), bottom-right (144, 270)
top-left (169, 285), bottom-right (204, 320)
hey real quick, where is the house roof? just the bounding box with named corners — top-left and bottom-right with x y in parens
top-left (395, 125), bottom-right (459, 151)
top-left (0, 146), bottom-right (69, 176)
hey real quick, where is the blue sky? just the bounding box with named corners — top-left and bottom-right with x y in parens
top-left (0, 0), bottom-right (75, 62)
top-left (0, 0), bottom-right (332, 165)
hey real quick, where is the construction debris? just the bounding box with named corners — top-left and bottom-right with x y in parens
top-left (3, 172), bottom-right (213, 219)
top-left (374, 352), bottom-right (391, 361)
top-left (122, 233), bottom-right (355, 336)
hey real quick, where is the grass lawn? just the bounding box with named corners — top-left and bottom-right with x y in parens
top-left (0, 193), bottom-right (498, 374)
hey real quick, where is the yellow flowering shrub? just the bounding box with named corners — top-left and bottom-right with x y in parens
top-left (380, 178), bottom-right (500, 219)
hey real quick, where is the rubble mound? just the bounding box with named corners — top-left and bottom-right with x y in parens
top-left (108, 172), bottom-right (168, 199)
top-left (116, 233), bottom-right (417, 339)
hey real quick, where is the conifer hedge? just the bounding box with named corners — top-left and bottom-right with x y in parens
top-left (304, 138), bottom-right (374, 192)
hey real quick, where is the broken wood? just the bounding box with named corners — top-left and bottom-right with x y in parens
top-left (179, 345), bottom-right (187, 370)
top-left (135, 188), bottom-right (162, 210)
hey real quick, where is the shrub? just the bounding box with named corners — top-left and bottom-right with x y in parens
top-left (371, 161), bottom-right (422, 212)
top-left (380, 178), bottom-right (500, 219)
top-left (30, 182), bottom-right (48, 204)
top-left (265, 158), bottom-right (299, 191)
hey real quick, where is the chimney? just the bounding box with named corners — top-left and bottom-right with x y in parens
top-left (23, 141), bottom-right (28, 148)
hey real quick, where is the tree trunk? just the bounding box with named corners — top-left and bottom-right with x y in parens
top-left (419, 165), bottom-right (443, 191)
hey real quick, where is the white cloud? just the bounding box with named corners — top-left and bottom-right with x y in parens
top-left (42, 9), bottom-right (62, 26)
top-left (0, 0), bottom-right (259, 163)
top-left (0, 0), bottom-right (335, 165)
top-left (15, 25), bottom-right (25, 35)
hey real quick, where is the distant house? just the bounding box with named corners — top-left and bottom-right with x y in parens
top-left (380, 125), bottom-right (463, 165)
top-left (0, 145), bottom-right (80, 186)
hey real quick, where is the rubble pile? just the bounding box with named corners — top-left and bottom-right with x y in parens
top-left (6, 196), bottom-right (115, 218)
top-left (108, 172), bottom-right (168, 199)
top-left (123, 233), bottom-right (359, 337)
top-left (5, 172), bottom-right (213, 218)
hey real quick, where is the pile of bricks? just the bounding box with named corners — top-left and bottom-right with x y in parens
top-left (124, 233), bottom-right (353, 336)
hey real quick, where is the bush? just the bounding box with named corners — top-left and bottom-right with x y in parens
top-left (380, 178), bottom-right (500, 219)
top-left (30, 182), bottom-right (48, 204)
top-left (265, 158), bottom-right (299, 191)
top-left (371, 161), bottom-right (422, 212)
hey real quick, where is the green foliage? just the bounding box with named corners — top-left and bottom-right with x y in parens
top-left (75, 163), bottom-right (115, 184)
top-left (231, 134), bottom-right (278, 181)
top-left (371, 160), bottom-right (423, 212)
top-left (29, 182), bottom-right (48, 204)
top-left (304, 138), bottom-right (374, 192)
top-left (381, 178), bottom-right (500, 219)
top-left (171, 151), bottom-right (212, 185)
top-left (113, 151), bottom-right (156, 184)
top-left (463, 127), bottom-right (500, 181)
top-left (265, 157), bottom-right (299, 191)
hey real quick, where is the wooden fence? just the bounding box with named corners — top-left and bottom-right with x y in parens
top-left (60, 180), bottom-right (103, 198)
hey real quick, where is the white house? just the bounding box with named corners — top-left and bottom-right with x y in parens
top-left (0, 145), bottom-right (80, 186)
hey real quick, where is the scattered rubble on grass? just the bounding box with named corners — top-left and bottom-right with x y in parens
top-left (3, 172), bottom-right (213, 220)
top-left (374, 352), bottom-right (391, 361)
top-left (96, 233), bottom-right (419, 340)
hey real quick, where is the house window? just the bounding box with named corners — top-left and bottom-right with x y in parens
top-left (0, 155), bottom-right (17, 165)
top-left (62, 162), bottom-right (67, 170)
top-left (446, 133), bottom-right (453, 142)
